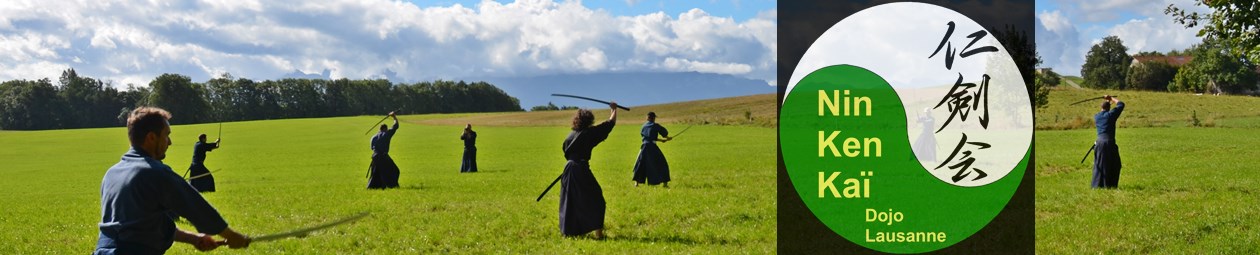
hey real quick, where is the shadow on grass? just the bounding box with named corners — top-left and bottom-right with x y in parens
top-left (595, 234), bottom-right (738, 245)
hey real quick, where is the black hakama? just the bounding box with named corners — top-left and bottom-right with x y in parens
top-left (368, 154), bottom-right (400, 189)
top-left (461, 131), bottom-right (478, 173)
top-left (558, 120), bottom-right (615, 236)
top-left (632, 142), bottom-right (670, 185)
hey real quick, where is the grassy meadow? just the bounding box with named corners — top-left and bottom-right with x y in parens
top-left (0, 94), bottom-right (776, 254)
top-left (1036, 87), bottom-right (1260, 253)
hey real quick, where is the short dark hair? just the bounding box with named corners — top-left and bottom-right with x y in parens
top-left (380, 124), bottom-right (388, 131)
top-left (1102, 101), bottom-right (1111, 111)
top-left (127, 107), bottom-right (171, 146)
top-left (572, 109), bottom-right (594, 131)
top-left (198, 134), bottom-right (207, 140)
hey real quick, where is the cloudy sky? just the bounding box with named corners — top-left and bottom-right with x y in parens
top-left (1035, 0), bottom-right (1210, 76)
top-left (0, 0), bottom-right (776, 88)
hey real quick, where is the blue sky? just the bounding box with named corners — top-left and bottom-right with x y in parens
top-left (0, 0), bottom-right (776, 87)
top-left (1034, 0), bottom-right (1208, 76)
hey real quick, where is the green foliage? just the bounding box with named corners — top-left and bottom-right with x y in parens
top-left (0, 70), bottom-right (525, 130)
top-left (1126, 60), bottom-right (1178, 91)
top-left (1082, 36), bottom-right (1133, 89)
top-left (0, 79), bottom-right (66, 130)
top-left (149, 73), bottom-right (211, 124)
top-left (1168, 41), bottom-right (1259, 93)
top-left (1034, 69), bottom-right (1059, 108)
top-left (529, 102), bottom-right (578, 111)
top-left (1167, 0), bottom-right (1260, 64)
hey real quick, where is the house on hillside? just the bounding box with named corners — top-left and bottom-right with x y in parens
top-left (1130, 55), bottom-right (1193, 68)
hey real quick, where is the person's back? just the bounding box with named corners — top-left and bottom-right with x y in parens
top-left (371, 121), bottom-right (399, 156)
top-left (641, 121), bottom-right (667, 143)
top-left (1094, 100), bottom-right (1125, 138)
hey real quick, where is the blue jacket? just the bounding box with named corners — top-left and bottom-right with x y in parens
top-left (96, 147), bottom-right (228, 254)
top-left (1094, 101), bottom-right (1125, 138)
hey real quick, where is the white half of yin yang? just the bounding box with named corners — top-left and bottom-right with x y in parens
top-left (785, 2), bottom-right (1032, 187)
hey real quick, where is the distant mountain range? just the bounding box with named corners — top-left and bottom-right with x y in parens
top-left (478, 72), bottom-right (774, 110)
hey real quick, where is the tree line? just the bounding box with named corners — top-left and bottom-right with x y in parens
top-left (0, 69), bottom-right (523, 130)
top-left (1079, 36), bottom-right (1257, 94)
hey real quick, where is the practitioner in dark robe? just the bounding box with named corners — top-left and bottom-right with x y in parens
top-left (187, 134), bottom-right (220, 192)
top-left (559, 102), bottom-right (618, 238)
top-left (913, 108), bottom-right (936, 162)
top-left (1092, 95), bottom-right (1124, 188)
top-left (96, 107), bottom-right (250, 254)
top-left (632, 112), bottom-right (672, 187)
top-left (368, 112), bottom-right (400, 189)
top-left (460, 124), bottom-right (478, 173)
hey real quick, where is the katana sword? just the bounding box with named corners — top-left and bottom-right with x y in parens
top-left (1080, 144), bottom-right (1096, 164)
top-left (1069, 96), bottom-right (1118, 106)
top-left (536, 175), bottom-right (562, 202)
top-left (363, 108), bottom-right (403, 135)
top-left (669, 125), bottom-right (693, 140)
top-left (241, 212), bottom-right (370, 243)
top-left (551, 94), bottom-right (631, 111)
top-left (187, 169), bottom-right (221, 180)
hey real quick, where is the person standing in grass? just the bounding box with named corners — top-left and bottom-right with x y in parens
top-left (558, 103), bottom-right (618, 239)
top-left (460, 124), bottom-right (478, 173)
top-left (1092, 95), bottom-right (1124, 188)
top-left (632, 112), bottom-right (672, 188)
top-left (368, 111), bottom-right (401, 189)
top-left (187, 134), bottom-right (220, 192)
top-left (96, 107), bottom-right (250, 254)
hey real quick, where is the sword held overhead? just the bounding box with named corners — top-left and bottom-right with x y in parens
top-left (551, 94), bottom-right (632, 111)
top-left (1069, 96), bottom-right (1118, 106)
top-left (363, 109), bottom-right (402, 135)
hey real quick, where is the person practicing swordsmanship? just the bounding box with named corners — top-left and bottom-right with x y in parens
top-left (96, 107), bottom-right (250, 254)
top-left (460, 124), bottom-right (478, 173)
top-left (1092, 95), bottom-right (1124, 189)
top-left (913, 108), bottom-right (936, 162)
top-left (368, 111), bottom-right (401, 189)
top-left (558, 102), bottom-right (618, 239)
top-left (187, 134), bottom-right (220, 192)
top-left (632, 112), bottom-right (672, 187)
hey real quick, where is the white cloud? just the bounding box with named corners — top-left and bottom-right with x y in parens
top-left (1035, 10), bottom-right (1086, 76)
top-left (1108, 17), bottom-right (1202, 54)
top-left (0, 0), bottom-right (775, 87)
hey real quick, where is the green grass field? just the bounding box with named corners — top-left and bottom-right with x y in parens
top-left (0, 95), bottom-right (775, 254)
top-left (1036, 88), bottom-right (1260, 253)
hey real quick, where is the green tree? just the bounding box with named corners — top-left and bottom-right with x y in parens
top-left (0, 79), bottom-right (67, 130)
top-left (1032, 55), bottom-right (1055, 109)
top-left (1167, 1), bottom-right (1260, 63)
top-left (1126, 60), bottom-right (1178, 91)
top-left (147, 73), bottom-right (210, 124)
top-left (1168, 41), bottom-right (1258, 93)
top-left (1082, 36), bottom-right (1133, 89)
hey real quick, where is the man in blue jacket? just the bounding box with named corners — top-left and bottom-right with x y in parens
top-left (1092, 95), bottom-right (1124, 188)
top-left (96, 107), bottom-right (250, 254)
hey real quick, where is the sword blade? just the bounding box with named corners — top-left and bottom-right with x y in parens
top-left (251, 212), bottom-right (371, 243)
top-left (187, 169), bottom-right (221, 180)
top-left (551, 94), bottom-right (632, 111)
top-left (670, 125), bottom-right (693, 139)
